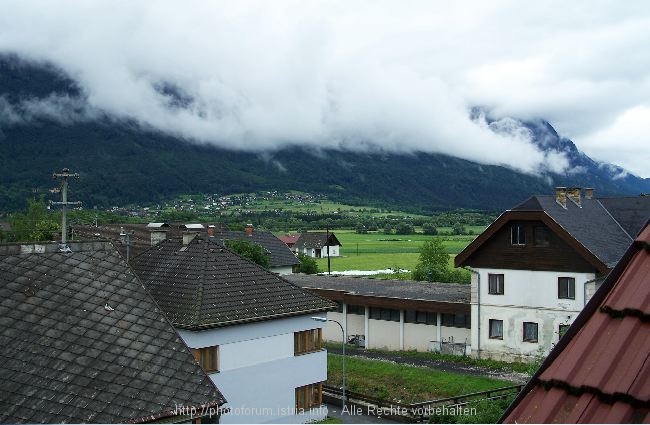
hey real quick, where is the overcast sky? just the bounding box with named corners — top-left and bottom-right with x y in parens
top-left (1, 1), bottom-right (648, 177)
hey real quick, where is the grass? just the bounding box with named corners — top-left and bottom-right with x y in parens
top-left (327, 354), bottom-right (515, 405)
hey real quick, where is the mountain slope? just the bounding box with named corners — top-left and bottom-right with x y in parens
top-left (1, 55), bottom-right (648, 213)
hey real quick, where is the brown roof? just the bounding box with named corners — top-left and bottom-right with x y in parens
top-left (502, 222), bottom-right (650, 423)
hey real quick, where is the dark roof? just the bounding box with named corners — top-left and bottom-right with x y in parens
top-left (458, 194), bottom-right (650, 270)
top-left (74, 223), bottom-right (228, 260)
top-left (286, 274), bottom-right (470, 304)
top-left (213, 230), bottom-right (300, 267)
top-left (294, 232), bottom-right (342, 250)
top-left (0, 241), bottom-right (225, 424)
top-left (502, 223), bottom-right (650, 423)
top-left (130, 237), bottom-right (335, 330)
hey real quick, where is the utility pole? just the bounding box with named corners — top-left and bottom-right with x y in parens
top-left (119, 227), bottom-right (134, 262)
top-left (50, 168), bottom-right (81, 248)
top-left (326, 226), bottom-right (331, 275)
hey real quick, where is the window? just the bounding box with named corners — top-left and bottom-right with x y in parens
top-left (489, 319), bottom-right (503, 339)
top-left (534, 226), bottom-right (549, 247)
top-left (558, 277), bottom-right (575, 299)
top-left (295, 383), bottom-right (323, 410)
top-left (511, 225), bottom-right (526, 245)
top-left (194, 346), bottom-right (219, 373)
top-left (294, 329), bottom-right (322, 355)
top-left (335, 301), bottom-right (344, 313)
top-left (442, 313), bottom-right (471, 329)
top-left (369, 307), bottom-right (400, 322)
top-left (488, 274), bottom-right (504, 295)
top-left (404, 310), bottom-right (437, 325)
top-left (346, 304), bottom-right (365, 315)
top-left (523, 322), bottom-right (538, 342)
top-left (559, 324), bottom-right (570, 339)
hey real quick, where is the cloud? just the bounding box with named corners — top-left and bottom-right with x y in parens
top-left (0, 0), bottom-right (648, 176)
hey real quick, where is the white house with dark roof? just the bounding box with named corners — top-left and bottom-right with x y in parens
top-left (0, 241), bottom-right (225, 424)
top-left (294, 232), bottom-right (342, 258)
top-left (131, 235), bottom-right (335, 424)
top-left (455, 188), bottom-right (650, 362)
top-left (288, 274), bottom-right (471, 355)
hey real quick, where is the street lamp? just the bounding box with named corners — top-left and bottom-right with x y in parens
top-left (312, 317), bottom-right (346, 414)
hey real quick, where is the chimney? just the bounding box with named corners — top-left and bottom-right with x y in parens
top-left (585, 188), bottom-right (594, 200)
top-left (555, 187), bottom-right (567, 209)
top-left (183, 232), bottom-right (198, 246)
top-left (245, 224), bottom-right (253, 237)
top-left (207, 225), bottom-right (215, 237)
top-left (150, 230), bottom-right (167, 246)
top-left (566, 187), bottom-right (582, 207)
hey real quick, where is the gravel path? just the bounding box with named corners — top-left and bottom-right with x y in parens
top-left (327, 347), bottom-right (531, 385)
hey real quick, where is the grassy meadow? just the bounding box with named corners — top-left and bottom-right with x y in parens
top-left (310, 229), bottom-right (481, 274)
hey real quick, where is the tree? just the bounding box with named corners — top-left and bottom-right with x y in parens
top-left (383, 224), bottom-right (393, 235)
top-left (6, 199), bottom-right (60, 242)
top-left (224, 239), bottom-right (270, 269)
top-left (422, 222), bottom-right (438, 235)
top-left (394, 222), bottom-right (415, 235)
top-left (452, 222), bottom-right (466, 235)
top-left (412, 239), bottom-right (451, 282)
top-left (296, 252), bottom-right (319, 274)
top-left (355, 222), bottom-right (367, 234)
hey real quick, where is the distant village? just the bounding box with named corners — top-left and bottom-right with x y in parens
top-left (1, 176), bottom-right (649, 423)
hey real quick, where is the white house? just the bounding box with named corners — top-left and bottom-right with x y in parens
top-left (287, 274), bottom-right (471, 355)
top-left (131, 235), bottom-right (335, 424)
top-left (293, 232), bottom-right (342, 258)
top-left (455, 187), bottom-right (650, 362)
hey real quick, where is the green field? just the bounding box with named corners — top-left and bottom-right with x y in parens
top-left (311, 230), bottom-right (480, 273)
top-left (327, 354), bottom-right (514, 404)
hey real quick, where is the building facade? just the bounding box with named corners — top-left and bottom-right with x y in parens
top-left (456, 188), bottom-right (650, 361)
top-left (131, 236), bottom-right (335, 424)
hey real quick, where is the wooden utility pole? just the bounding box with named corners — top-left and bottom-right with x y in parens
top-left (50, 168), bottom-right (81, 246)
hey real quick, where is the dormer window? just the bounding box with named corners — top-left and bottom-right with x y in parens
top-left (511, 225), bottom-right (526, 246)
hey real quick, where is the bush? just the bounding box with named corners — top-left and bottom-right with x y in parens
top-left (296, 252), bottom-right (319, 274)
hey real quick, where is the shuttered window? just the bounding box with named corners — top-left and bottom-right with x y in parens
top-left (194, 346), bottom-right (219, 373)
top-left (295, 383), bottom-right (323, 410)
top-left (294, 329), bottom-right (322, 355)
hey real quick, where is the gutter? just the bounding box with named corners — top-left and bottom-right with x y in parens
top-left (465, 267), bottom-right (481, 359)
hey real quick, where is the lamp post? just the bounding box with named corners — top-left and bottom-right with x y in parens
top-left (312, 317), bottom-right (346, 414)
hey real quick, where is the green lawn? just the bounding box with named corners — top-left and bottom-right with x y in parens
top-left (327, 354), bottom-right (515, 404)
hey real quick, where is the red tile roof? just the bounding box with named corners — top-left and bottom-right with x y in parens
top-left (503, 222), bottom-right (650, 423)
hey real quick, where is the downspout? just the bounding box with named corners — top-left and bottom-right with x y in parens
top-left (465, 267), bottom-right (481, 359)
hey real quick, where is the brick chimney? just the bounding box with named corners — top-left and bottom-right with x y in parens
top-left (245, 224), bottom-right (253, 237)
top-left (585, 188), bottom-right (594, 200)
top-left (555, 187), bottom-right (567, 209)
top-left (567, 187), bottom-right (582, 207)
top-left (207, 225), bottom-right (215, 237)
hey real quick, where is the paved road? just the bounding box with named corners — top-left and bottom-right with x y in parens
top-left (326, 403), bottom-right (400, 424)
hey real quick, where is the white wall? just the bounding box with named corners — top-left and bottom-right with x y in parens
top-left (367, 319), bottom-right (400, 349)
top-left (179, 314), bottom-right (328, 424)
top-left (470, 268), bottom-right (594, 361)
top-left (270, 265), bottom-right (293, 275)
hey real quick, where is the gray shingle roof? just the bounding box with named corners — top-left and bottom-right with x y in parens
top-left (213, 230), bottom-right (300, 267)
top-left (513, 195), bottom-right (650, 268)
top-left (294, 232), bottom-right (341, 250)
top-left (130, 237), bottom-right (335, 330)
top-left (0, 241), bottom-right (225, 424)
top-left (286, 274), bottom-right (470, 304)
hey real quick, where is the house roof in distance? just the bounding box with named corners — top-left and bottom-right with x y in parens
top-left (213, 229), bottom-right (300, 267)
top-left (294, 232), bottom-right (342, 250)
top-left (502, 222), bottom-right (650, 423)
top-left (130, 237), bottom-right (335, 330)
top-left (0, 241), bottom-right (225, 424)
top-left (457, 192), bottom-right (650, 270)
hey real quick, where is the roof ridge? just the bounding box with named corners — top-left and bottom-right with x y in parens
top-left (596, 199), bottom-right (634, 241)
